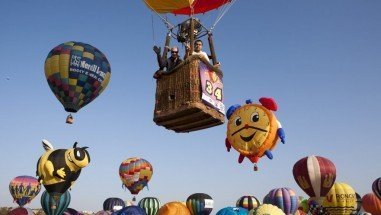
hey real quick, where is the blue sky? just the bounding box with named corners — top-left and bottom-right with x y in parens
top-left (0, 0), bottom-right (380, 213)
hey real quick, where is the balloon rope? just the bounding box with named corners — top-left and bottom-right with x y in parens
top-left (151, 13), bottom-right (156, 46)
top-left (142, 0), bottom-right (175, 30)
top-left (211, 0), bottom-right (238, 32)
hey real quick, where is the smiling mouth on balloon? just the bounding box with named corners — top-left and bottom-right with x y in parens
top-left (240, 132), bottom-right (255, 142)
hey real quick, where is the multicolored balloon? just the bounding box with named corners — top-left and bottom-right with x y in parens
top-left (157, 202), bottom-right (190, 215)
top-left (372, 177), bottom-right (381, 200)
top-left (249, 204), bottom-right (285, 215)
top-left (236, 196), bottom-right (260, 211)
top-left (44, 41), bottom-right (111, 123)
top-left (292, 155), bottom-right (336, 205)
top-left (103, 198), bottom-right (125, 212)
top-left (225, 97), bottom-right (285, 171)
top-left (138, 197), bottom-right (161, 215)
top-left (322, 182), bottom-right (357, 215)
top-left (216, 207), bottom-right (248, 215)
top-left (361, 193), bottom-right (381, 215)
top-left (119, 158), bottom-right (153, 197)
top-left (186, 193), bottom-right (214, 215)
top-left (41, 190), bottom-right (71, 215)
top-left (263, 187), bottom-right (299, 215)
top-left (9, 175), bottom-right (41, 207)
top-left (142, 0), bottom-right (231, 15)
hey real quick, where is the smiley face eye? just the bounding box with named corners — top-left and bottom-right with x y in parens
top-left (251, 112), bottom-right (259, 122)
top-left (234, 117), bottom-right (242, 126)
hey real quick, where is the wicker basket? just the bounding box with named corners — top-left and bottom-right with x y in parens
top-left (153, 55), bottom-right (225, 133)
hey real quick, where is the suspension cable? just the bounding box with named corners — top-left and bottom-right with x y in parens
top-left (211, 0), bottom-right (238, 32)
top-left (143, 0), bottom-right (175, 30)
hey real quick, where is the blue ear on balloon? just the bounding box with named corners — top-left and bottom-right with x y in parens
top-left (226, 104), bottom-right (241, 119)
top-left (245, 99), bottom-right (254, 104)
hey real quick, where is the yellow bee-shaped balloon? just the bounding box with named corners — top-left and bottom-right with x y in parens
top-left (225, 97), bottom-right (285, 171)
top-left (36, 139), bottom-right (90, 195)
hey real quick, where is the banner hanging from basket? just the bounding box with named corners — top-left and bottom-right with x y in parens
top-left (199, 62), bottom-right (225, 114)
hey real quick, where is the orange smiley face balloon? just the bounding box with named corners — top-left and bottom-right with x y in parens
top-left (225, 97), bottom-right (285, 171)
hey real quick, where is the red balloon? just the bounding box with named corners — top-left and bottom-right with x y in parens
top-left (362, 193), bottom-right (381, 214)
top-left (292, 156), bottom-right (336, 203)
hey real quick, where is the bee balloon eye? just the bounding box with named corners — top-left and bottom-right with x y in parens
top-left (234, 117), bottom-right (242, 126)
top-left (251, 112), bottom-right (259, 122)
top-left (76, 151), bottom-right (81, 157)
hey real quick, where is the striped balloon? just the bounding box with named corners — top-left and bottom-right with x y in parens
top-left (119, 158), bottom-right (153, 195)
top-left (263, 187), bottom-right (299, 215)
top-left (138, 197), bottom-right (161, 215)
top-left (293, 155), bottom-right (336, 204)
top-left (41, 190), bottom-right (71, 215)
top-left (186, 193), bottom-right (214, 215)
top-left (236, 196), bottom-right (260, 211)
top-left (372, 177), bottom-right (381, 200)
top-left (44, 41), bottom-right (111, 114)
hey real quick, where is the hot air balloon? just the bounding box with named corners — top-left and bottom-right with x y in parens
top-left (157, 202), bottom-right (191, 215)
top-left (8, 207), bottom-right (35, 215)
top-left (186, 193), bottom-right (214, 215)
top-left (138, 197), bottom-right (161, 215)
top-left (372, 177), bottom-right (381, 200)
top-left (236, 196), bottom-right (261, 211)
top-left (36, 139), bottom-right (90, 211)
top-left (249, 204), bottom-right (285, 215)
top-left (322, 182), bottom-right (357, 215)
top-left (292, 155), bottom-right (336, 207)
top-left (9, 176), bottom-right (41, 207)
top-left (103, 198), bottom-right (125, 212)
top-left (41, 190), bottom-right (71, 215)
top-left (263, 187), bottom-right (299, 215)
top-left (216, 207), bottom-right (248, 215)
top-left (145, 0), bottom-right (234, 133)
top-left (225, 98), bottom-right (285, 171)
top-left (44, 41), bottom-right (111, 124)
top-left (112, 206), bottom-right (147, 215)
top-left (354, 193), bottom-right (362, 214)
top-left (119, 158), bottom-right (153, 201)
top-left (64, 208), bottom-right (83, 215)
top-left (362, 193), bottom-right (381, 215)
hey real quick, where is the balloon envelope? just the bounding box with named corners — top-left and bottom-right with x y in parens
top-left (362, 193), bottom-right (381, 215)
top-left (44, 41), bottom-right (111, 113)
top-left (186, 193), bottom-right (214, 215)
top-left (157, 202), bottom-right (190, 215)
top-left (119, 158), bottom-right (153, 195)
top-left (138, 197), bottom-right (161, 215)
top-left (372, 177), bottom-right (381, 200)
top-left (292, 155), bottom-right (336, 203)
top-left (263, 188), bottom-right (299, 215)
top-left (41, 190), bottom-right (71, 215)
top-left (112, 206), bottom-right (147, 215)
top-left (249, 204), bottom-right (285, 215)
top-left (9, 176), bottom-right (41, 207)
top-left (322, 182), bottom-right (357, 215)
top-left (8, 207), bottom-right (35, 215)
top-left (216, 207), bottom-right (248, 215)
top-left (142, 0), bottom-right (231, 15)
top-left (103, 198), bottom-right (125, 212)
top-left (64, 208), bottom-right (83, 215)
top-left (236, 196), bottom-right (260, 211)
